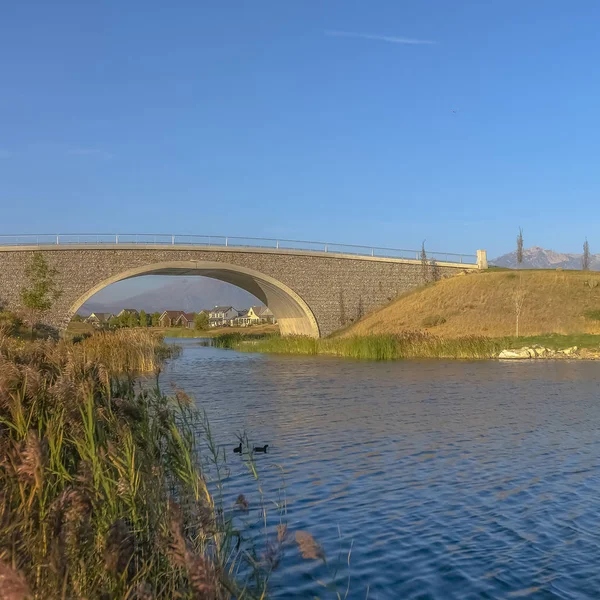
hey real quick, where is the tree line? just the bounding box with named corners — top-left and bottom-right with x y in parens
top-left (73, 310), bottom-right (210, 330)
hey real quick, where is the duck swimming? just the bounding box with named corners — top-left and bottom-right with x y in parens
top-left (233, 442), bottom-right (242, 454)
top-left (253, 444), bottom-right (269, 453)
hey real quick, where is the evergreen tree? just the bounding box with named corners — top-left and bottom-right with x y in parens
top-left (139, 310), bottom-right (147, 327)
top-left (420, 240), bottom-right (429, 283)
top-left (583, 239), bottom-right (590, 271)
top-left (516, 228), bottom-right (524, 266)
top-left (151, 312), bottom-right (161, 327)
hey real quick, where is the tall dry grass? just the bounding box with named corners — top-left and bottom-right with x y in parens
top-left (0, 331), bottom-right (345, 599)
top-left (68, 328), bottom-right (178, 373)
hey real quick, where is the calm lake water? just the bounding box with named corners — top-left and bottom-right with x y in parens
top-left (160, 339), bottom-right (600, 599)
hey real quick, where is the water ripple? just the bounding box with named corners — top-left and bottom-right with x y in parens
top-left (160, 340), bottom-right (600, 599)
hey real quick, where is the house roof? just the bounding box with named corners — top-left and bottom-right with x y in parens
top-left (236, 310), bottom-right (249, 318)
top-left (118, 308), bottom-right (139, 316)
top-left (212, 306), bottom-right (233, 312)
top-left (160, 310), bottom-right (185, 319)
top-left (88, 312), bottom-right (113, 321)
top-left (252, 306), bottom-right (273, 317)
top-left (180, 312), bottom-right (196, 321)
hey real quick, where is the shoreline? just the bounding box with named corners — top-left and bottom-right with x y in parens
top-left (212, 332), bottom-right (600, 362)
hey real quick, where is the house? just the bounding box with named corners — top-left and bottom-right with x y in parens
top-left (230, 309), bottom-right (249, 327)
top-left (118, 309), bottom-right (140, 319)
top-left (175, 312), bottom-right (196, 329)
top-left (246, 306), bottom-right (275, 325)
top-left (158, 310), bottom-right (184, 328)
top-left (209, 306), bottom-right (238, 327)
top-left (84, 312), bottom-right (114, 327)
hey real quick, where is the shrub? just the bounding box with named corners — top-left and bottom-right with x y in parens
top-left (421, 315), bottom-right (447, 328)
top-left (0, 311), bottom-right (22, 335)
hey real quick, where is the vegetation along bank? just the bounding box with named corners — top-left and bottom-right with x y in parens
top-left (0, 328), bottom-right (342, 599)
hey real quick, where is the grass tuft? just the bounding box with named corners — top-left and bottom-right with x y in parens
top-left (421, 315), bottom-right (447, 328)
top-left (583, 309), bottom-right (600, 321)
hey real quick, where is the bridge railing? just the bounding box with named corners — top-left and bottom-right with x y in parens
top-left (0, 234), bottom-right (478, 265)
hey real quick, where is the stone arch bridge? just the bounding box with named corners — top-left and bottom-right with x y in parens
top-left (0, 235), bottom-right (486, 337)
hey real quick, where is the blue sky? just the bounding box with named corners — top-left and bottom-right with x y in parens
top-left (2, 0), bottom-right (600, 262)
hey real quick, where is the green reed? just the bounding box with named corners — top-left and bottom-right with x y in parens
top-left (222, 332), bottom-right (505, 360)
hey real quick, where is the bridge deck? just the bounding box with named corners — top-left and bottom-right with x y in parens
top-left (0, 234), bottom-right (479, 268)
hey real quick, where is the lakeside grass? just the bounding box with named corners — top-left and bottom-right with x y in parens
top-left (213, 331), bottom-right (600, 361)
top-left (0, 329), bottom-right (345, 598)
top-left (0, 331), bottom-right (264, 598)
top-left (215, 332), bottom-right (506, 360)
top-left (501, 333), bottom-right (600, 350)
top-left (68, 329), bottom-right (179, 372)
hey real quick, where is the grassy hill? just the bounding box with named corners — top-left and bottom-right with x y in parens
top-left (342, 269), bottom-right (600, 338)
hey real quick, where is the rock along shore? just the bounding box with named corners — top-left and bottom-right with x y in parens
top-left (497, 345), bottom-right (600, 360)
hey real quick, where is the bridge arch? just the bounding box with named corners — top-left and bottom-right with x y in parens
top-left (67, 260), bottom-right (320, 337)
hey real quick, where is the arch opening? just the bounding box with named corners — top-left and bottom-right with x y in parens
top-left (68, 260), bottom-right (320, 337)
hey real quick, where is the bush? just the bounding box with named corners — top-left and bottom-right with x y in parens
top-left (421, 315), bottom-right (447, 328)
top-left (0, 311), bottom-right (22, 335)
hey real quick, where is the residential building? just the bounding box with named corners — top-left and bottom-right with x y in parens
top-left (118, 309), bottom-right (140, 319)
top-left (175, 312), bottom-right (196, 329)
top-left (209, 306), bottom-right (238, 327)
top-left (230, 309), bottom-right (249, 327)
top-left (84, 312), bottom-right (114, 327)
top-left (158, 310), bottom-right (184, 328)
top-left (246, 305), bottom-right (275, 325)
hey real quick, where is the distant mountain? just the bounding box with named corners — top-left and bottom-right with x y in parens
top-left (491, 246), bottom-right (600, 270)
top-left (80, 277), bottom-right (261, 316)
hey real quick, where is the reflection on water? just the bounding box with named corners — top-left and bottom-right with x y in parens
top-left (160, 339), bottom-right (600, 599)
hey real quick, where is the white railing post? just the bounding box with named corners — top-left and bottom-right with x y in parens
top-left (56, 235), bottom-right (59, 245)
top-left (324, 244), bottom-right (328, 253)
top-left (225, 237), bottom-right (228, 247)
top-left (276, 240), bottom-right (279, 249)
top-left (172, 235), bottom-right (175, 246)
top-left (116, 234), bottom-right (119, 244)
top-left (371, 248), bottom-right (374, 257)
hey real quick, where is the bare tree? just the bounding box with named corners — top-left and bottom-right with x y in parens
top-left (583, 238), bottom-right (590, 271)
top-left (514, 286), bottom-right (526, 337)
top-left (338, 289), bottom-right (346, 327)
top-left (356, 295), bottom-right (364, 321)
top-left (420, 240), bottom-right (429, 283)
top-left (516, 227), bottom-right (524, 267)
top-left (430, 258), bottom-right (441, 282)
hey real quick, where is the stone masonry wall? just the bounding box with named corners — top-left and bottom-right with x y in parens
top-left (0, 247), bottom-right (474, 337)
